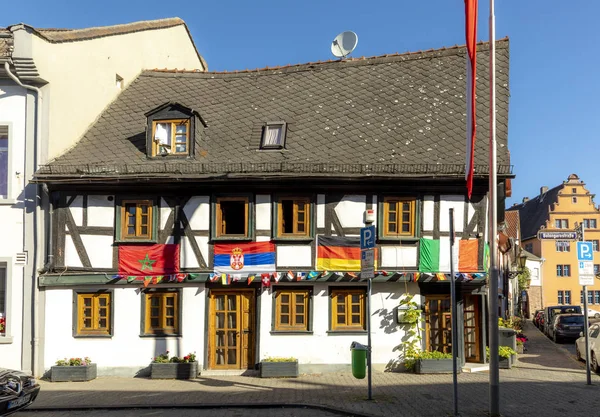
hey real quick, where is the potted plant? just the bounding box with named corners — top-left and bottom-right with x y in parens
top-left (150, 351), bottom-right (198, 379)
top-left (0, 315), bottom-right (5, 336)
top-left (486, 346), bottom-right (517, 369)
top-left (516, 334), bottom-right (527, 354)
top-left (260, 357), bottom-right (298, 378)
top-left (51, 357), bottom-right (97, 382)
top-left (413, 350), bottom-right (455, 374)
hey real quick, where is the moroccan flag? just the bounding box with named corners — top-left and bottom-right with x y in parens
top-left (213, 241), bottom-right (276, 274)
top-left (464, 0), bottom-right (478, 199)
top-left (316, 236), bottom-right (377, 271)
top-left (118, 244), bottom-right (179, 276)
top-left (418, 238), bottom-right (478, 273)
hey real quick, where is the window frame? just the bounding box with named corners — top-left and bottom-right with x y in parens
top-left (555, 241), bottom-right (570, 252)
top-left (590, 240), bottom-right (599, 252)
top-left (140, 289), bottom-right (182, 337)
top-left (272, 287), bottom-right (312, 333)
top-left (115, 197), bottom-right (158, 243)
top-left (0, 260), bottom-right (11, 343)
top-left (273, 196), bottom-right (314, 240)
top-left (557, 264), bottom-right (571, 277)
top-left (379, 196), bottom-right (419, 240)
top-left (73, 290), bottom-right (114, 338)
top-left (0, 123), bottom-right (13, 204)
top-left (212, 195), bottom-right (254, 240)
top-left (565, 290), bottom-right (571, 305)
top-left (260, 121), bottom-right (287, 150)
top-left (554, 219), bottom-right (568, 229)
top-left (329, 287), bottom-right (367, 333)
top-left (584, 219), bottom-right (597, 229)
top-left (151, 119), bottom-right (191, 157)
top-left (558, 290), bottom-right (564, 305)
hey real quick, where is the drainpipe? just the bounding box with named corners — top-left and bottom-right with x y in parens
top-left (4, 62), bottom-right (43, 376)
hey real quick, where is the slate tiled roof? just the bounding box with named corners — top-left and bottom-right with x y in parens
top-left (36, 39), bottom-right (511, 181)
top-left (504, 210), bottom-right (520, 241)
top-left (507, 185), bottom-right (562, 240)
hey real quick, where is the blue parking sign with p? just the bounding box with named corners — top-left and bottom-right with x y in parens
top-left (360, 226), bottom-right (376, 249)
top-left (577, 241), bottom-right (593, 261)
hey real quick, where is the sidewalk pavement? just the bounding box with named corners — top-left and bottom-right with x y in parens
top-left (27, 321), bottom-right (600, 417)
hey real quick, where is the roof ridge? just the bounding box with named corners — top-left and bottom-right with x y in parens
top-left (145, 37), bottom-right (509, 76)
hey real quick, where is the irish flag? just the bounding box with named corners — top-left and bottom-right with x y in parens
top-left (418, 238), bottom-right (479, 273)
top-left (464, 0), bottom-right (478, 199)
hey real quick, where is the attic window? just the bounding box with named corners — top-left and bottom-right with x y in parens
top-left (152, 120), bottom-right (190, 156)
top-left (261, 122), bottom-right (287, 149)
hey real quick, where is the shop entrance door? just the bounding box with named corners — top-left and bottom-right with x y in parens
top-left (208, 290), bottom-right (255, 370)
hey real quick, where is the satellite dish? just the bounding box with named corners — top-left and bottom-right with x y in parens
top-left (331, 31), bottom-right (358, 59)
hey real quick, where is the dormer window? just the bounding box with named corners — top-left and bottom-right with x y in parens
top-left (261, 122), bottom-right (287, 149)
top-left (152, 119), bottom-right (190, 157)
top-left (145, 102), bottom-right (206, 159)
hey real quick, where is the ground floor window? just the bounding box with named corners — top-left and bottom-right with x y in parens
top-left (557, 291), bottom-right (564, 305)
top-left (330, 288), bottom-right (366, 331)
top-left (143, 290), bottom-right (180, 336)
top-left (75, 291), bottom-right (112, 336)
top-left (273, 288), bottom-right (311, 331)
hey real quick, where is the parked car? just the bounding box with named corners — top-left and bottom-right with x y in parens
top-left (586, 308), bottom-right (600, 319)
top-left (549, 313), bottom-right (585, 343)
top-left (576, 323), bottom-right (600, 372)
top-left (532, 309), bottom-right (543, 327)
top-left (0, 367), bottom-right (40, 415)
top-left (544, 305), bottom-right (582, 337)
top-left (534, 310), bottom-right (545, 329)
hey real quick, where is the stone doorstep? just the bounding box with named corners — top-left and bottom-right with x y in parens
top-left (199, 369), bottom-right (259, 377)
top-left (461, 363), bottom-right (490, 373)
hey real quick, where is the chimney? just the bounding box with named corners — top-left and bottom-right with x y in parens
top-left (522, 197), bottom-right (529, 203)
top-left (540, 186), bottom-right (548, 195)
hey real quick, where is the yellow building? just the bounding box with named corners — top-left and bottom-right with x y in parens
top-left (508, 174), bottom-right (600, 311)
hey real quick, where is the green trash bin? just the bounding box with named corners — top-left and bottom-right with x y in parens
top-left (351, 341), bottom-right (368, 379)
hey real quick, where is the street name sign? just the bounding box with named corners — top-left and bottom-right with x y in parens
top-left (537, 231), bottom-right (577, 240)
top-left (361, 249), bottom-right (374, 279)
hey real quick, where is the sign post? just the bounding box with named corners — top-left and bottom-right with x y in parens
top-left (360, 223), bottom-right (376, 400)
top-left (576, 224), bottom-right (592, 385)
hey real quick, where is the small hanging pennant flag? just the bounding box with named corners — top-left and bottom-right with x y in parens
top-left (320, 270), bottom-right (328, 278)
top-left (248, 275), bottom-right (256, 285)
top-left (210, 273), bottom-right (219, 282)
top-left (221, 274), bottom-right (228, 285)
top-left (436, 273), bottom-right (447, 281)
top-left (307, 271), bottom-right (319, 280)
top-left (232, 274), bottom-right (242, 282)
top-left (274, 272), bottom-right (282, 283)
top-left (151, 276), bottom-right (158, 285)
top-left (261, 273), bottom-right (271, 287)
top-left (347, 272), bottom-right (358, 280)
top-left (127, 276), bottom-right (136, 283)
top-left (414, 272), bottom-right (421, 282)
top-left (143, 277), bottom-right (152, 287)
top-left (112, 274), bottom-right (123, 280)
top-left (297, 272), bottom-right (307, 281)
top-left (176, 273), bottom-right (186, 283)
top-left (286, 270), bottom-right (294, 281)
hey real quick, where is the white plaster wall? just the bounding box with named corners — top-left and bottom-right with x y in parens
top-left (31, 24), bottom-right (205, 159)
top-left (87, 195), bottom-right (114, 227)
top-left (422, 196), bottom-right (435, 232)
top-left (439, 196), bottom-right (465, 232)
top-left (438, 236), bottom-right (453, 272)
top-left (180, 237), bottom-right (199, 269)
top-left (276, 246), bottom-right (312, 267)
top-left (184, 197), bottom-right (210, 230)
top-left (160, 198), bottom-right (171, 230)
top-left (43, 286), bottom-right (206, 371)
top-left (64, 235), bottom-right (83, 267)
top-left (335, 195), bottom-right (366, 228)
top-left (0, 263), bottom-right (24, 369)
top-left (317, 194), bottom-right (325, 228)
top-left (258, 282), bottom-right (419, 366)
top-left (528, 260), bottom-right (542, 287)
top-left (196, 236), bottom-right (209, 268)
top-left (468, 201), bottom-right (476, 233)
top-left (68, 196), bottom-right (84, 227)
top-left (255, 195), bottom-right (271, 231)
top-left (380, 246), bottom-right (418, 268)
top-left (80, 235), bottom-right (114, 268)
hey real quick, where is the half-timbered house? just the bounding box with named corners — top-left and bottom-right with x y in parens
top-left (33, 39), bottom-right (511, 376)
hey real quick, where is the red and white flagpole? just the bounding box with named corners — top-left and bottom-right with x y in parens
top-left (488, 0), bottom-right (500, 416)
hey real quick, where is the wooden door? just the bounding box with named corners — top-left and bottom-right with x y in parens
top-left (425, 296), bottom-right (452, 354)
top-left (208, 290), bottom-right (255, 369)
top-left (463, 295), bottom-right (481, 362)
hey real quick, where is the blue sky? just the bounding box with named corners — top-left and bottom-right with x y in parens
top-left (3, 1), bottom-right (599, 208)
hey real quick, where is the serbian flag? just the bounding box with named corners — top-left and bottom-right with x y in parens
top-left (214, 241), bottom-right (276, 274)
top-left (118, 244), bottom-right (179, 276)
top-left (464, 0), bottom-right (478, 199)
top-left (418, 238), bottom-right (479, 273)
top-left (316, 236), bottom-right (377, 271)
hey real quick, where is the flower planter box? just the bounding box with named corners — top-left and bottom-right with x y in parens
top-left (260, 361), bottom-right (298, 378)
top-left (51, 363), bottom-right (97, 382)
top-left (516, 344), bottom-right (524, 354)
top-left (150, 362), bottom-right (198, 379)
top-left (498, 356), bottom-right (512, 369)
top-left (414, 358), bottom-right (457, 374)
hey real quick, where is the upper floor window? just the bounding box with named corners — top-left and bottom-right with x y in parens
top-left (584, 219), bottom-right (597, 229)
top-left (594, 264), bottom-right (600, 275)
top-left (557, 264), bottom-right (571, 277)
top-left (382, 197), bottom-right (416, 238)
top-left (261, 122), bottom-right (287, 149)
top-left (565, 290), bottom-right (571, 305)
top-left (525, 243), bottom-right (533, 253)
top-left (75, 291), bottom-right (112, 337)
top-left (330, 288), bottom-right (366, 331)
top-left (555, 241), bottom-right (570, 252)
top-left (0, 125), bottom-right (8, 199)
top-left (152, 120), bottom-right (190, 156)
top-left (273, 288), bottom-right (310, 332)
top-left (557, 290), bottom-right (564, 305)
top-left (555, 219), bottom-right (568, 229)
top-left (120, 200), bottom-right (153, 241)
top-left (215, 196), bottom-right (250, 239)
top-left (589, 240), bottom-right (599, 252)
top-left (276, 197), bottom-right (311, 238)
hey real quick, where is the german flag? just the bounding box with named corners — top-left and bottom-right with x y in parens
top-left (316, 236), bottom-right (377, 271)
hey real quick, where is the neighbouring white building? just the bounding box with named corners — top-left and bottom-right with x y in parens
top-left (33, 39), bottom-right (513, 376)
top-left (0, 17), bottom-right (205, 374)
